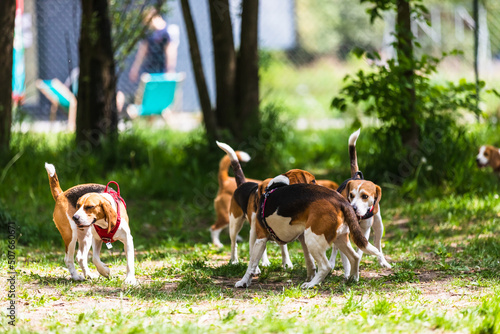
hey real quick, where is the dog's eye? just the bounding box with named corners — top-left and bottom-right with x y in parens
top-left (485, 153), bottom-right (489, 156)
top-left (76, 204), bottom-right (81, 209)
top-left (362, 195), bottom-right (369, 200)
top-left (349, 193), bottom-right (354, 199)
top-left (85, 205), bottom-right (95, 210)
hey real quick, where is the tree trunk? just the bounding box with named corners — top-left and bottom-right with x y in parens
top-left (235, 0), bottom-right (260, 138)
top-left (0, 0), bottom-right (16, 156)
top-left (396, 0), bottom-right (418, 149)
top-left (180, 0), bottom-right (218, 140)
top-left (77, 0), bottom-right (118, 147)
top-left (209, 0), bottom-right (236, 131)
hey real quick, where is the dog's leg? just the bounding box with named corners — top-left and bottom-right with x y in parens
top-left (235, 237), bottom-right (268, 288)
top-left (356, 219), bottom-right (372, 261)
top-left (65, 234), bottom-right (84, 281)
top-left (61, 215), bottom-right (84, 281)
top-left (123, 233), bottom-right (137, 285)
top-left (92, 238), bottom-right (110, 278)
top-left (280, 244), bottom-right (293, 270)
top-left (298, 234), bottom-right (315, 281)
top-left (372, 212), bottom-right (391, 268)
top-left (301, 228), bottom-right (332, 288)
top-left (335, 233), bottom-right (361, 281)
top-left (248, 223), bottom-right (262, 275)
top-left (229, 213), bottom-right (245, 264)
top-left (329, 246), bottom-right (339, 269)
top-left (211, 227), bottom-right (224, 248)
top-left (76, 229), bottom-right (97, 279)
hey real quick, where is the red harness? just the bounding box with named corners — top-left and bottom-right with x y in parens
top-left (94, 181), bottom-right (126, 244)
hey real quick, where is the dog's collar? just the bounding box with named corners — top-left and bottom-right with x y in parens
top-left (360, 204), bottom-right (375, 220)
top-left (93, 181), bottom-right (126, 244)
top-left (336, 171), bottom-right (364, 194)
top-left (259, 187), bottom-right (287, 245)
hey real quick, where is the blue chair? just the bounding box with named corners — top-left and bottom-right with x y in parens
top-left (128, 72), bottom-right (185, 118)
top-left (36, 79), bottom-right (77, 131)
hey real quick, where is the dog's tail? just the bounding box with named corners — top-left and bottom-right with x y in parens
top-left (348, 129), bottom-right (360, 178)
top-left (45, 163), bottom-right (63, 201)
top-left (341, 201), bottom-right (368, 250)
top-left (218, 150), bottom-right (251, 187)
top-left (216, 141), bottom-right (247, 187)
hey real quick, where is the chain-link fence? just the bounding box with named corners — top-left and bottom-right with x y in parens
top-left (14, 0), bottom-right (500, 125)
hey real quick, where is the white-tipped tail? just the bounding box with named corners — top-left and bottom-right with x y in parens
top-left (237, 151), bottom-right (251, 163)
top-left (267, 175), bottom-right (290, 189)
top-left (349, 129), bottom-right (361, 146)
top-left (216, 141), bottom-right (238, 162)
top-left (45, 163), bottom-right (56, 177)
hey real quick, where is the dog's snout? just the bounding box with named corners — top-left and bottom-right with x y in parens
top-left (73, 214), bottom-right (81, 223)
top-left (352, 204), bottom-right (358, 212)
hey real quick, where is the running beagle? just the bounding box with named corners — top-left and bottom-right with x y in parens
top-left (476, 145), bottom-right (500, 173)
top-left (217, 142), bottom-right (383, 288)
top-left (45, 163), bottom-right (136, 284)
top-left (329, 129), bottom-right (391, 273)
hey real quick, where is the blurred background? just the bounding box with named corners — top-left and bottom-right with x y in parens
top-left (14, 0), bottom-right (500, 122)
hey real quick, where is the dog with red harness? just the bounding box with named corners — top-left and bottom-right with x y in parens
top-left (45, 163), bottom-right (136, 284)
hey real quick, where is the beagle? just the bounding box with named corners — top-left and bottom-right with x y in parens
top-left (45, 163), bottom-right (136, 284)
top-left (476, 145), bottom-right (500, 173)
top-left (329, 129), bottom-right (391, 273)
top-left (217, 142), bottom-right (382, 288)
top-left (213, 145), bottom-right (338, 272)
top-left (211, 151), bottom-right (261, 248)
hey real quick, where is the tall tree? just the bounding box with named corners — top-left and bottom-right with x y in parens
top-left (181, 0), bottom-right (260, 141)
top-left (0, 0), bottom-right (16, 155)
top-left (180, 0), bottom-right (218, 140)
top-left (396, 0), bottom-right (418, 149)
top-left (77, 0), bottom-right (118, 147)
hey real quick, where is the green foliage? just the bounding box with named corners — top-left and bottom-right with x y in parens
top-left (296, 0), bottom-right (385, 58)
top-left (331, 0), bottom-right (493, 193)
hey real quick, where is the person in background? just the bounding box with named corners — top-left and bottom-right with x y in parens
top-left (129, 7), bottom-right (178, 82)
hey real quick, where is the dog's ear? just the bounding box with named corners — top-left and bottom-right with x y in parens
top-left (490, 148), bottom-right (500, 170)
top-left (340, 180), bottom-right (354, 200)
top-left (372, 185), bottom-right (382, 214)
top-left (284, 169), bottom-right (316, 184)
top-left (258, 179), bottom-right (271, 197)
top-left (101, 199), bottom-right (117, 233)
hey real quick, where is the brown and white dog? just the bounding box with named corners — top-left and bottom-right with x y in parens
top-left (329, 129), bottom-right (391, 274)
top-left (45, 163), bottom-right (136, 284)
top-left (211, 151), bottom-right (261, 248)
top-left (476, 145), bottom-right (500, 173)
top-left (217, 142), bottom-right (384, 288)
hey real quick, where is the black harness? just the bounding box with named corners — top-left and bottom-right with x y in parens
top-left (259, 183), bottom-right (288, 245)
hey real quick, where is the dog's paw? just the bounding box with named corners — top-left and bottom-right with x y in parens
top-left (346, 274), bottom-right (359, 283)
top-left (213, 240), bottom-right (224, 248)
top-left (301, 281), bottom-right (317, 289)
top-left (283, 262), bottom-right (294, 270)
top-left (71, 273), bottom-right (85, 281)
top-left (379, 259), bottom-right (392, 269)
top-left (85, 272), bottom-right (99, 279)
top-left (124, 276), bottom-right (137, 285)
top-left (97, 266), bottom-right (110, 278)
top-left (251, 266), bottom-right (261, 275)
top-left (235, 280), bottom-right (250, 288)
top-left (261, 259), bottom-right (271, 267)
top-left (230, 259), bottom-right (239, 265)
